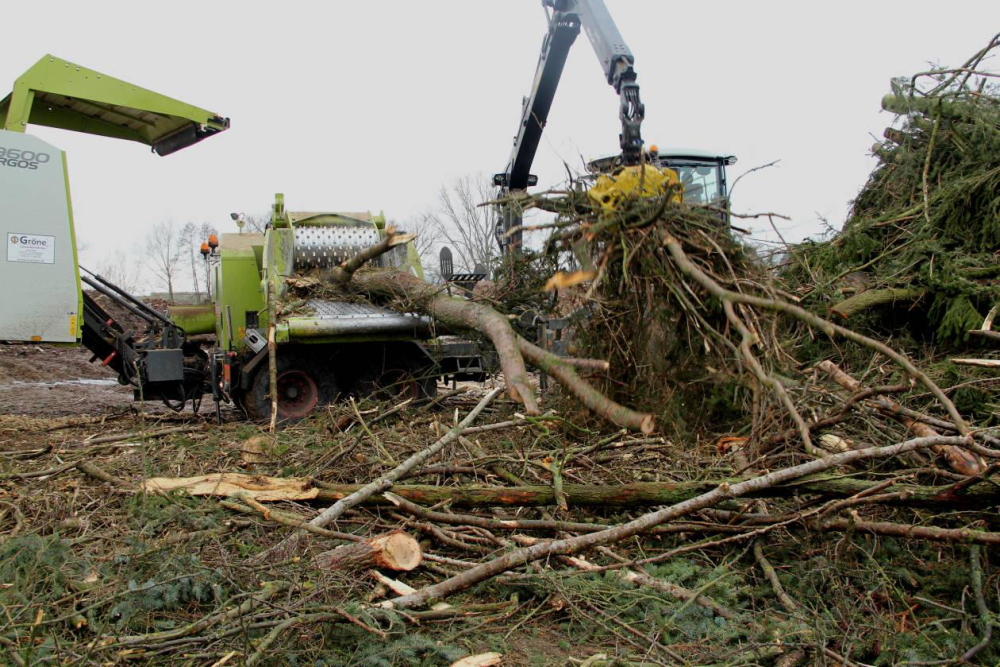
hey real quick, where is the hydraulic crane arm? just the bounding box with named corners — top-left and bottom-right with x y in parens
top-left (575, 0), bottom-right (645, 164)
top-left (494, 0), bottom-right (645, 252)
top-left (493, 9), bottom-right (580, 192)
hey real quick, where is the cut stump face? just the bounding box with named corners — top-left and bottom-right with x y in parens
top-left (373, 532), bottom-right (422, 571)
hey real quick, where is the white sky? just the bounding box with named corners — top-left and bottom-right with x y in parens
top-left (4, 1), bottom-right (999, 290)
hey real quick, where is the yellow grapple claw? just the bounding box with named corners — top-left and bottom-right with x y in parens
top-left (587, 164), bottom-right (683, 211)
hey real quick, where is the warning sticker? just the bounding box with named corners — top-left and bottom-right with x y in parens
top-left (6, 233), bottom-right (55, 264)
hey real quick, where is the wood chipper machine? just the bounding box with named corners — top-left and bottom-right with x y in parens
top-left (171, 194), bottom-right (488, 420)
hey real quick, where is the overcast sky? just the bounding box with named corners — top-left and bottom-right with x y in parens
top-left (4, 2), bottom-right (999, 290)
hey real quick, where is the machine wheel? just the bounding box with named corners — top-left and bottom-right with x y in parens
top-left (245, 358), bottom-right (338, 423)
top-left (275, 370), bottom-right (320, 418)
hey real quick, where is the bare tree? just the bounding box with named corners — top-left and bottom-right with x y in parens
top-left (430, 174), bottom-right (500, 276)
top-left (394, 212), bottom-right (441, 281)
top-left (239, 213), bottom-right (270, 234)
top-left (199, 222), bottom-right (218, 300)
top-left (96, 249), bottom-right (145, 294)
top-left (178, 222), bottom-right (201, 302)
top-left (144, 220), bottom-right (181, 302)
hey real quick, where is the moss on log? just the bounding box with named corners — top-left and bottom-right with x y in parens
top-left (830, 288), bottom-right (924, 319)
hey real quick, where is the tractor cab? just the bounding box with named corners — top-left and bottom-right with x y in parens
top-left (655, 149), bottom-right (736, 208)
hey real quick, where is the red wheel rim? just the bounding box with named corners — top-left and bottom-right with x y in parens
top-left (276, 370), bottom-right (319, 418)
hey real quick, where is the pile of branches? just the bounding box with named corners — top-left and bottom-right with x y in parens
top-left (2, 380), bottom-right (998, 664)
top-left (786, 33), bottom-right (1000, 345)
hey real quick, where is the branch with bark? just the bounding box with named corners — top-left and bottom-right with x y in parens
top-left (315, 226), bottom-right (654, 431)
top-left (385, 435), bottom-right (970, 609)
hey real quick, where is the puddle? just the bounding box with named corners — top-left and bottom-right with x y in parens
top-left (6, 378), bottom-right (120, 388)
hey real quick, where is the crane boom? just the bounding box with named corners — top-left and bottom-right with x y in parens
top-left (493, 0), bottom-right (645, 253)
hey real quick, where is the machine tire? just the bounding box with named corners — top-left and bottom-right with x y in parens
top-left (244, 355), bottom-right (339, 423)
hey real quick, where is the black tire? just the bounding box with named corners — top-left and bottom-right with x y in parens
top-left (244, 352), bottom-right (339, 423)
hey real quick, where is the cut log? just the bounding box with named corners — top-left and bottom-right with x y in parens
top-left (389, 476), bottom-right (1000, 508)
top-left (314, 531), bottom-right (422, 572)
top-left (150, 473), bottom-right (1000, 509)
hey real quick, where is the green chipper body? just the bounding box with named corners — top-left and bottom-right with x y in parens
top-left (200, 194), bottom-right (485, 421)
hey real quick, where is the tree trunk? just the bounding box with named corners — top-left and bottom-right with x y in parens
top-left (349, 269), bottom-right (538, 414)
top-left (189, 252), bottom-right (201, 301)
top-left (314, 531), bottom-right (422, 572)
top-left (317, 232), bottom-right (650, 432)
top-left (307, 475), bottom-right (1000, 509)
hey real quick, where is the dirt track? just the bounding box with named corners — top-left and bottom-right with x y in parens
top-left (0, 343), bottom-right (133, 417)
top-left (0, 292), bottom-right (182, 417)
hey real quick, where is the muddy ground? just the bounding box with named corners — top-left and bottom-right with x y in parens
top-left (0, 343), bottom-right (133, 417)
top-left (0, 293), bottom-right (187, 417)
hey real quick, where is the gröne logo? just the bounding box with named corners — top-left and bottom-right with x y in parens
top-left (10, 234), bottom-right (48, 246)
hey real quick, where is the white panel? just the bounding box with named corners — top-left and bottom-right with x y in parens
top-left (0, 131), bottom-right (79, 342)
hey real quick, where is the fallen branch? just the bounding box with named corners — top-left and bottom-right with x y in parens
top-left (76, 460), bottom-right (126, 486)
top-left (950, 357), bottom-right (1000, 368)
top-left (829, 287), bottom-right (923, 319)
top-left (251, 386), bottom-right (503, 563)
top-left (511, 534), bottom-right (736, 620)
top-left (384, 491), bottom-right (740, 535)
top-left (816, 360), bottom-right (984, 475)
top-left (220, 498), bottom-right (361, 542)
top-left (78, 424), bottom-right (205, 447)
top-left (347, 268), bottom-right (538, 413)
top-left (328, 226), bottom-right (414, 284)
top-left (385, 435), bottom-right (970, 609)
top-left (961, 545), bottom-right (992, 663)
top-left (517, 337), bottom-right (655, 433)
top-left (815, 517), bottom-right (1000, 545)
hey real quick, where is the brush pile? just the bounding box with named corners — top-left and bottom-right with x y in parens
top-left (785, 34), bottom-right (1000, 345)
top-left (1, 38), bottom-right (1000, 666)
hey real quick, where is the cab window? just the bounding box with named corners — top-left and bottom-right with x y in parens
top-left (662, 161), bottom-right (723, 205)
